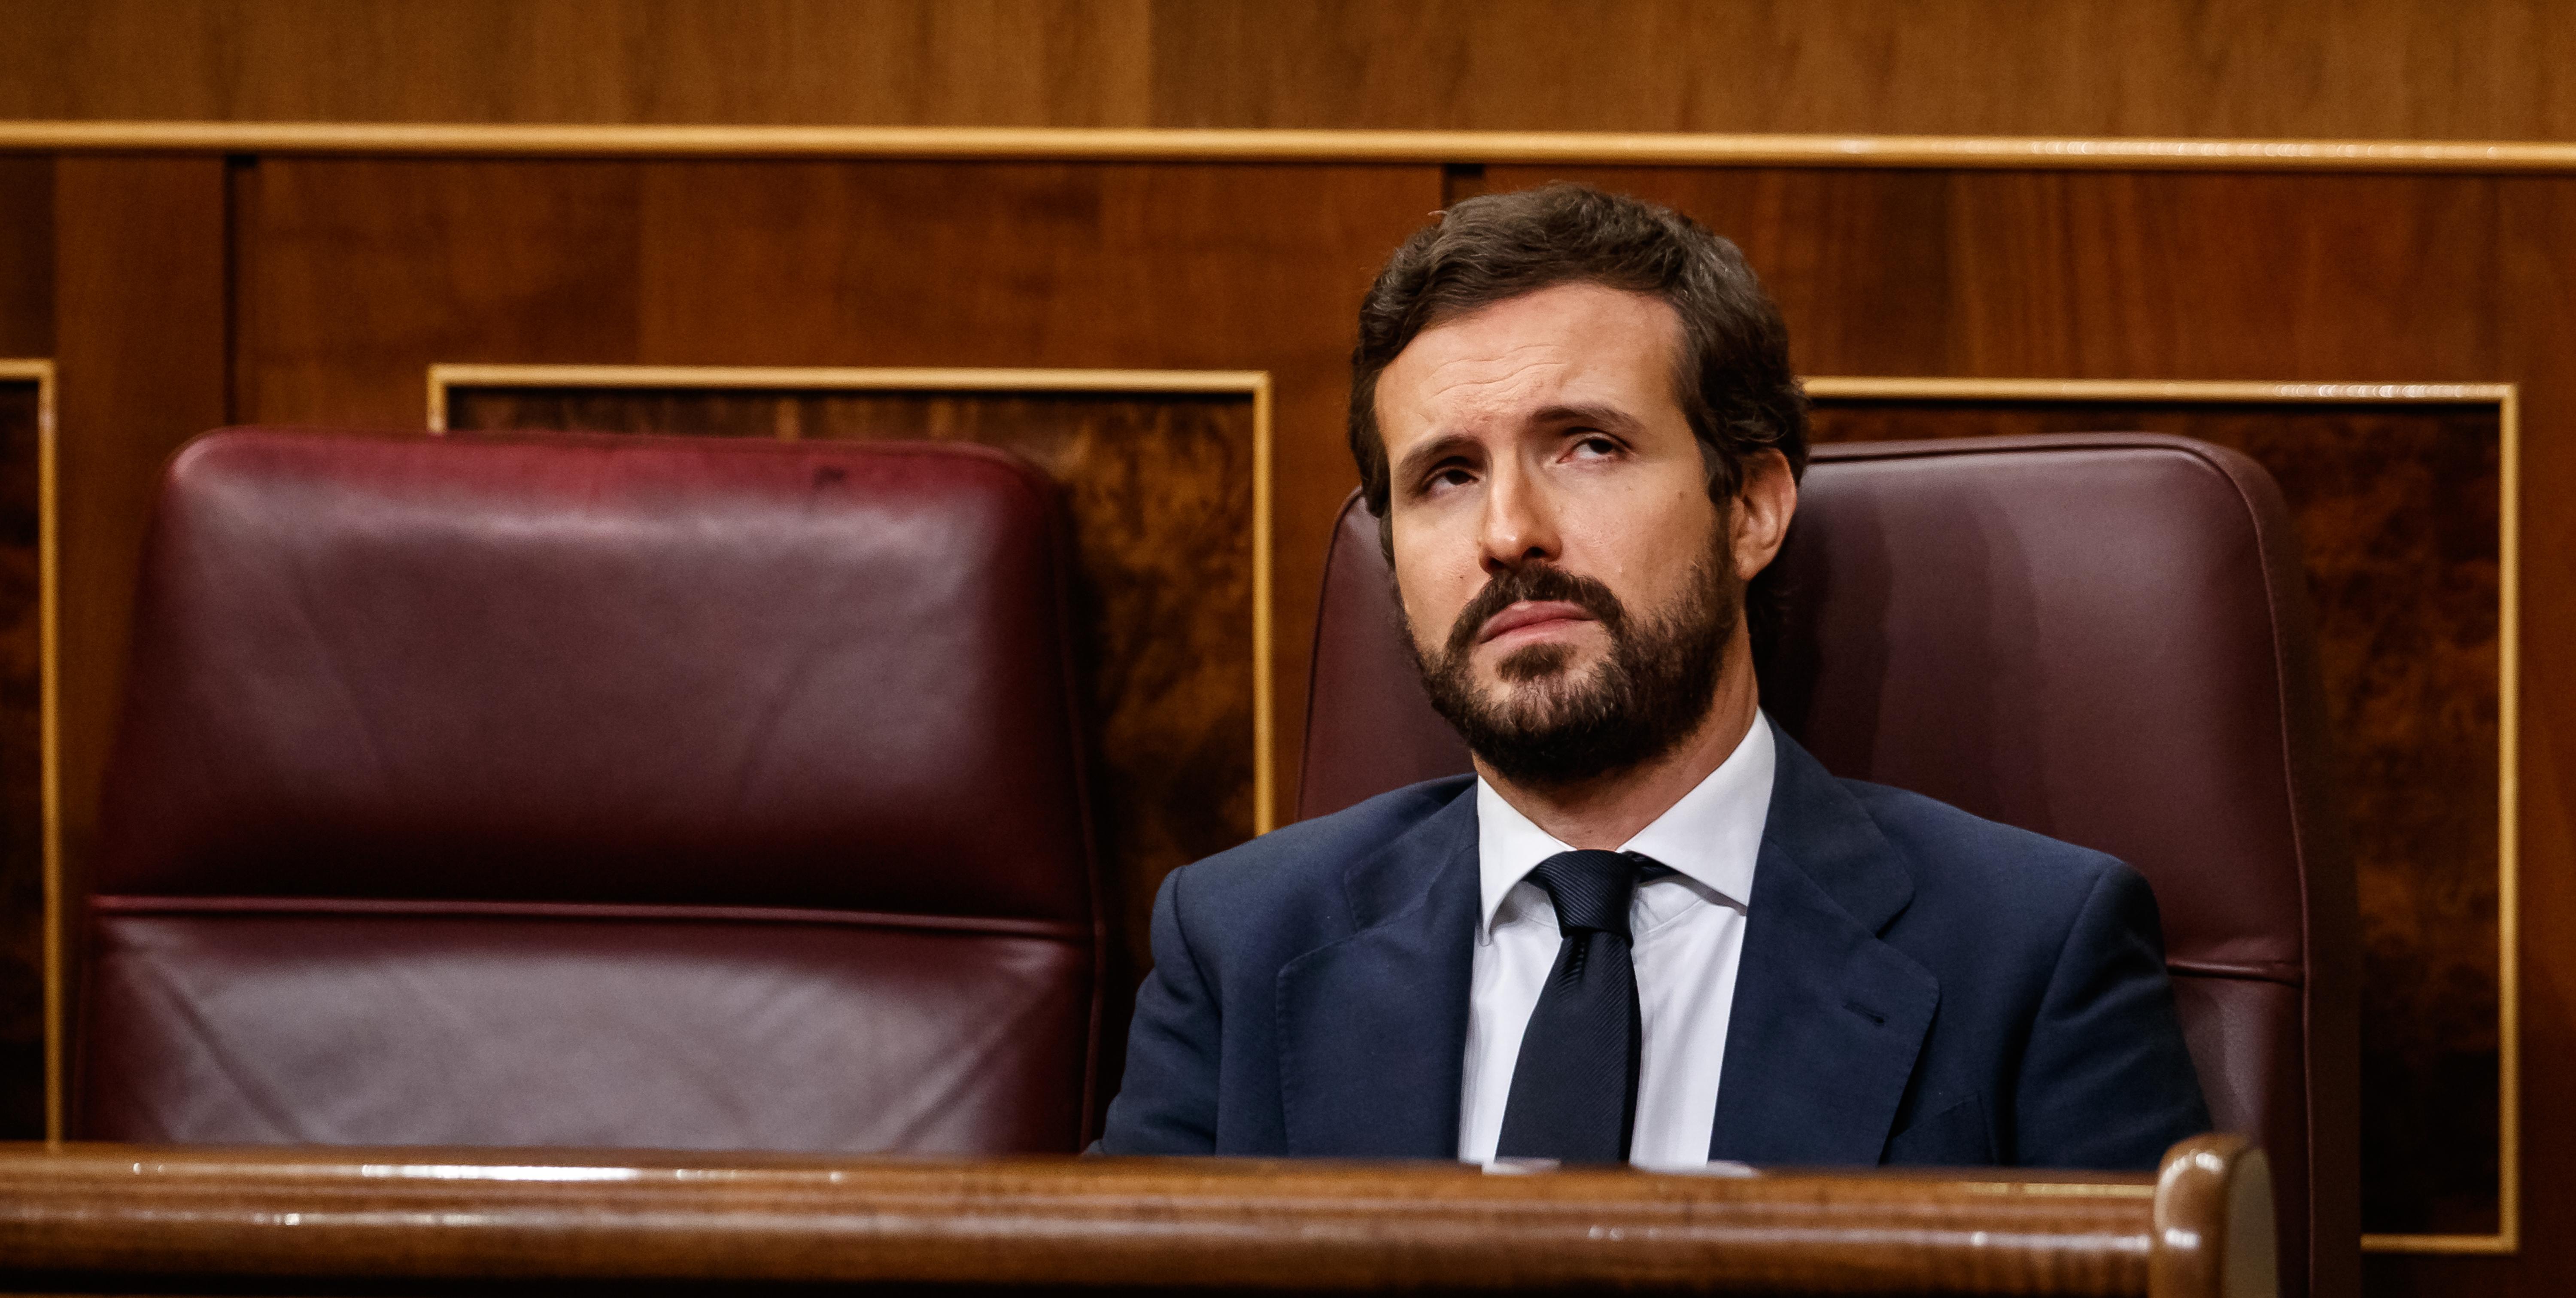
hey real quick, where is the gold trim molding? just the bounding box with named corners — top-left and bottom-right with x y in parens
top-left (429, 363), bottom-right (1279, 835)
top-left (1808, 375), bottom-right (2522, 1257)
top-left (0, 362), bottom-right (58, 1143)
top-left (12, 121), bottom-right (2576, 172)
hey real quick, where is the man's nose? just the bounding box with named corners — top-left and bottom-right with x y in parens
top-left (1477, 463), bottom-right (1561, 575)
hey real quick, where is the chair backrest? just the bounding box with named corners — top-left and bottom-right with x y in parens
top-left (1297, 433), bottom-right (2357, 1298)
top-left (77, 427), bottom-right (1104, 1155)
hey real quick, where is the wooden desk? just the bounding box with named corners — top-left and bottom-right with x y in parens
top-left (0, 1134), bottom-right (2270, 1296)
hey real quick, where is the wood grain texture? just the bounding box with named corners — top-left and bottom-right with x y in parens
top-left (0, 0), bottom-right (1154, 128)
top-left (2381, 175), bottom-right (2576, 1298)
top-left (1145, 0), bottom-right (2558, 138)
top-left (0, 379), bottom-right (34, 1140)
top-left (49, 157), bottom-right (228, 1015)
top-left (444, 386), bottom-right (1258, 993)
top-left (1812, 398), bottom-right (2502, 1240)
top-left (0, 1137), bottom-right (2268, 1296)
top-left (1464, 168), bottom-right (2502, 382)
top-left (0, 160), bottom-right (49, 358)
top-left (235, 156), bottom-right (1439, 827)
top-left (2, 0), bottom-right (2574, 142)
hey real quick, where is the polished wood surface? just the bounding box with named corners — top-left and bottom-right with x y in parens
top-left (0, 161), bottom-right (49, 358)
top-left (0, 0), bottom-right (2570, 143)
top-left (46, 159), bottom-right (227, 1152)
top-left (0, 1135), bottom-right (2266, 1298)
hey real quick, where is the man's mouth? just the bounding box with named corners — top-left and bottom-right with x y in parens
top-left (1476, 600), bottom-right (1597, 649)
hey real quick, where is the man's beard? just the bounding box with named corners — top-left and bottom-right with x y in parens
top-left (1404, 526), bottom-right (1739, 789)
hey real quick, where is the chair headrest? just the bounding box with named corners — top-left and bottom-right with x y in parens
top-left (99, 428), bottom-right (1096, 926)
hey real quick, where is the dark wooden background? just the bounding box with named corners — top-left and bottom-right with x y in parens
top-left (6, 0), bottom-right (2576, 141)
top-left (4, 3), bottom-right (2571, 1294)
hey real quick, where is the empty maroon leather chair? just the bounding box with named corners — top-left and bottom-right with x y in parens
top-left (76, 427), bottom-right (1104, 1154)
top-left (1300, 433), bottom-right (2357, 1298)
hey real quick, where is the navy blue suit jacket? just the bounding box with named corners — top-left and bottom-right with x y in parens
top-left (1099, 723), bottom-right (2211, 1168)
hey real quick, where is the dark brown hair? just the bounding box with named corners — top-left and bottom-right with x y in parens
top-left (1347, 183), bottom-right (1808, 523)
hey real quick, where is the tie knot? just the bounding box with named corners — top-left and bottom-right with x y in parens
top-left (1526, 850), bottom-right (1668, 939)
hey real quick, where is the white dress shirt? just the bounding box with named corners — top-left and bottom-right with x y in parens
top-left (1457, 713), bottom-right (1774, 1168)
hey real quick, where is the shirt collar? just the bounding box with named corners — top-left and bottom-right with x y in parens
top-left (1473, 711), bottom-right (1776, 939)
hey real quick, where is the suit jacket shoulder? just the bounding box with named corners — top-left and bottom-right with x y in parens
top-left (1841, 776), bottom-right (2134, 953)
top-left (1099, 776), bottom-right (1477, 1156)
top-left (1813, 774), bottom-right (2210, 1169)
top-left (1156, 775), bottom-right (1474, 965)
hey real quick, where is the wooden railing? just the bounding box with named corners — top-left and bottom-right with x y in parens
top-left (0, 1134), bottom-right (2271, 1296)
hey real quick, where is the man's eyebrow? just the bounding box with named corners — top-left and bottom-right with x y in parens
top-left (1392, 432), bottom-right (1481, 486)
top-left (1531, 402), bottom-right (1643, 432)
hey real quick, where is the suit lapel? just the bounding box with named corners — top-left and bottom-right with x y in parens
top-left (1276, 784), bottom-right (1480, 1157)
top-left (1710, 726), bottom-right (1940, 1165)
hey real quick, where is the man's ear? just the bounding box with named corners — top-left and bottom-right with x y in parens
top-left (1730, 449), bottom-right (1798, 582)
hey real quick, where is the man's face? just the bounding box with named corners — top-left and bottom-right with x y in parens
top-left (1374, 281), bottom-right (1744, 785)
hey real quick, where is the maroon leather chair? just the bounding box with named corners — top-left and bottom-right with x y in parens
top-left (75, 427), bottom-right (1104, 1155)
top-left (1300, 433), bottom-right (2358, 1298)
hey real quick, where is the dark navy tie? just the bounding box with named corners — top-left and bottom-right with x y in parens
top-left (1493, 849), bottom-right (1674, 1162)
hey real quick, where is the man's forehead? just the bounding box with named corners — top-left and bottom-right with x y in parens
top-left (1378, 283), bottom-right (1686, 436)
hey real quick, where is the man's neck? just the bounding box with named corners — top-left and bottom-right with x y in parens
top-left (1475, 646), bottom-right (1763, 851)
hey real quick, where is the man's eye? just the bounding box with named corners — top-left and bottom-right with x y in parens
top-left (1568, 435), bottom-right (1619, 459)
top-left (1429, 466), bottom-right (1476, 489)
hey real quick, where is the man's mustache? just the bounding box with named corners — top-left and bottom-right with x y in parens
top-left (1443, 563), bottom-right (1630, 660)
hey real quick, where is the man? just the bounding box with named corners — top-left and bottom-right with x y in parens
top-left (1100, 184), bottom-right (2210, 1169)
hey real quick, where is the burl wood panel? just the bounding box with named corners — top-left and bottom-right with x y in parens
top-left (1813, 399), bottom-right (2502, 1236)
top-left (233, 156), bottom-right (1439, 832)
top-left (0, 379), bottom-right (36, 1140)
top-left (444, 387), bottom-right (1257, 987)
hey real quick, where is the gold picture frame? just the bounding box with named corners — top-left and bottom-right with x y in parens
top-left (428, 363), bottom-right (1279, 836)
top-left (1805, 376), bottom-right (2521, 1256)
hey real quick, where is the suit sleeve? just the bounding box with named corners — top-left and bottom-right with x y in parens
top-left (1096, 866), bottom-right (1222, 1154)
top-left (2014, 862), bottom-right (2213, 1169)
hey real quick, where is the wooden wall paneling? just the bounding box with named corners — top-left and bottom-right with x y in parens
top-left (49, 158), bottom-right (227, 1143)
top-left (1466, 167), bottom-right (2503, 383)
top-left (2400, 174), bottom-right (2576, 1298)
top-left (3, 0), bottom-right (2574, 142)
top-left (0, 363), bottom-right (46, 1142)
top-left (232, 158), bottom-right (647, 425)
top-left (1144, 0), bottom-right (2560, 140)
top-left (234, 156), bottom-right (1441, 848)
top-left (0, 0), bottom-right (1156, 128)
top-left (433, 368), bottom-right (1270, 1000)
top-left (0, 158), bottom-right (51, 358)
